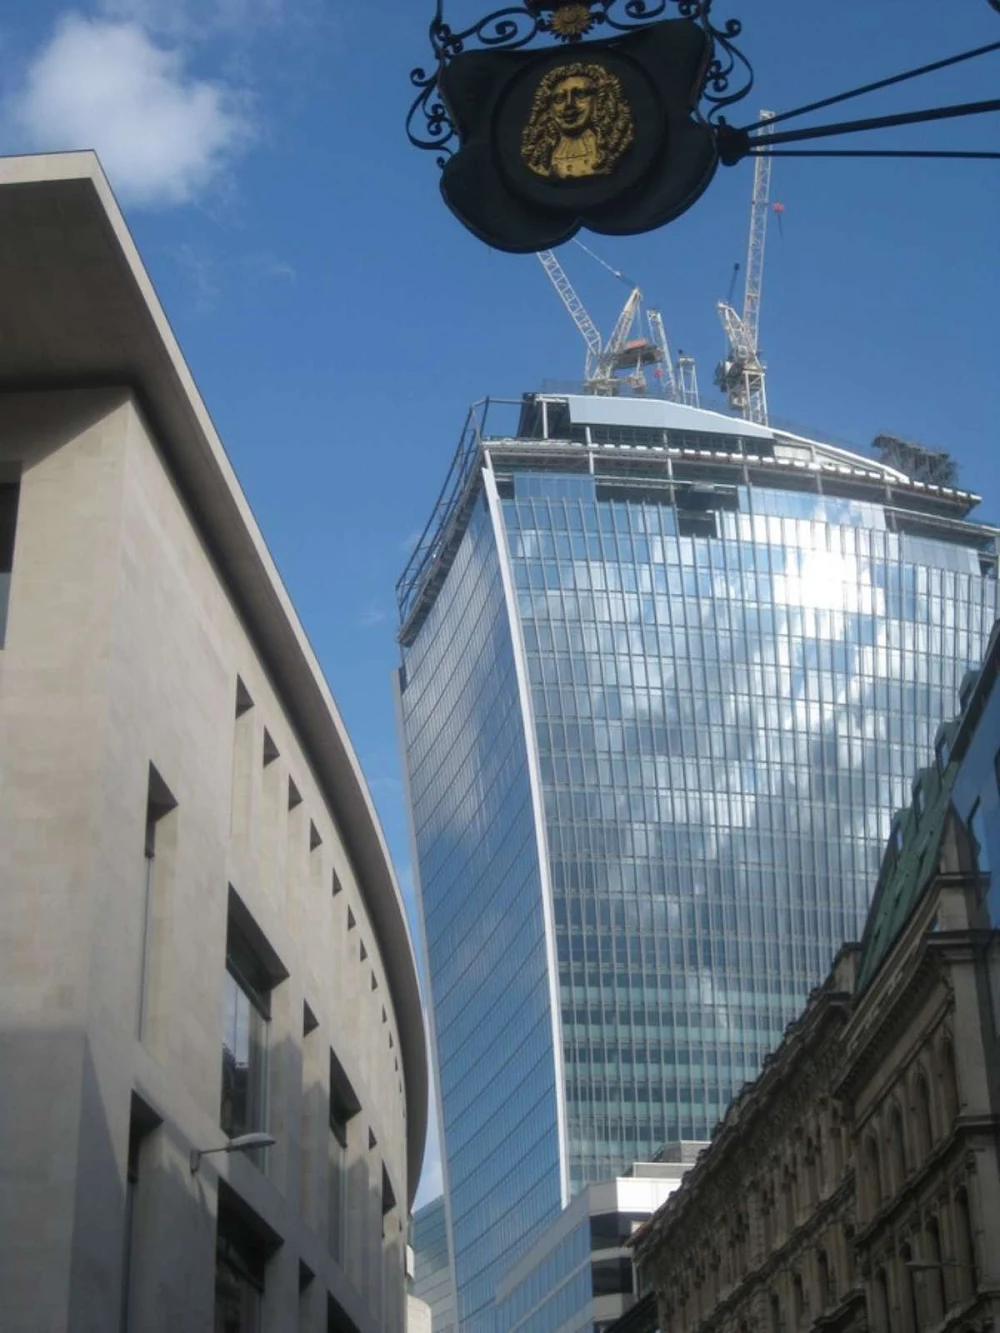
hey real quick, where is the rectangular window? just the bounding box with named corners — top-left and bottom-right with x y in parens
top-left (221, 969), bottom-right (268, 1145)
top-left (138, 766), bottom-right (176, 1040)
top-left (215, 1185), bottom-right (270, 1333)
top-left (220, 890), bottom-right (287, 1153)
top-left (591, 1258), bottom-right (634, 1296)
top-left (0, 481), bottom-right (19, 646)
top-left (119, 1094), bottom-right (161, 1333)
top-left (329, 1048), bottom-right (360, 1266)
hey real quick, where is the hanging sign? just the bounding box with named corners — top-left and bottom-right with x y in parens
top-left (408, 1), bottom-right (1000, 251)
top-left (407, 1), bottom-right (754, 252)
top-left (438, 19), bottom-right (716, 252)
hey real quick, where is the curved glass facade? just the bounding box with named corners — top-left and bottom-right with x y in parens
top-left (505, 471), bottom-right (997, 1187)
top-left (400, 498), bottom-right (563, 1333)
top-left (399, 395), bottom-right (999, 1325)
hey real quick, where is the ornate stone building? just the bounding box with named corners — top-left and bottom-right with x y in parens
top-left (630, 946), bottom-right (863, 1333)
top-left (632, 629), bottom-right (1000, 1333)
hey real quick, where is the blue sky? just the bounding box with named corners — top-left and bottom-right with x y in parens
top-left (2, 0), bottom-right (997, 1206)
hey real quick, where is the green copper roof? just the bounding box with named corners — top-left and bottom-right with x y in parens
top-left (855, 635), bottom-right (1000, 994)
top-left (856, 749), bottom-right (959, 993)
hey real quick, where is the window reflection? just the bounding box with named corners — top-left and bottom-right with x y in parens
top-left (220, 969), bottom-right (268, 1144)
top-left (214, 1193), bottom-right (266, 1333)
top-left (401, 462), bottom-right (1000, 1320)
top-left (506, 474), bottom-right (997, 1184)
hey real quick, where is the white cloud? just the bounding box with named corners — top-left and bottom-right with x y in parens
top-left (2, 15), bottom-right (252, 208)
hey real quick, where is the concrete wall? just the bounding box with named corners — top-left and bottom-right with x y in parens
top-left (0, 388), bottom-right (409, 1333)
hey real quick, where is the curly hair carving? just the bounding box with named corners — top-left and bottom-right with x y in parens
top-left (521, 62), bottom-right (635, 179)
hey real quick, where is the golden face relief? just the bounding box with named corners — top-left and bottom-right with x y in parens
top-left (550, 75), bottom-right (597, 136)
top-left (521, 62), bottom-right (635, 182)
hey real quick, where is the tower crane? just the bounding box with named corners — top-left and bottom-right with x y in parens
top-left (677, 351), bottom-right (700, 409)
top-left (646, 313), bottom-right (701, 408)
top-left (715, 111), bottom-right (775, 425)
top-left (536, 249), bottom-right (603, 386)
top-left (536, 247), bottom-right (694, 400)
top-left (646, 309), bottom-right (678, 402)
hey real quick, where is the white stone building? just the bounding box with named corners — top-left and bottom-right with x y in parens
top-left (0, 153), bottom-right (427, 1333)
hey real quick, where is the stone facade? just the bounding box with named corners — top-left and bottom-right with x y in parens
top-left (633, 658), bottom-right (1000, 1333)
top-left (632, 948), bottom-right (863, 1333)
top-left (0, 155), bottom-right (426, 1333)
top-left (841, 811), bottom-right (1000, 1333)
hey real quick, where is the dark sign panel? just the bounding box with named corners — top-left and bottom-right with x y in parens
top-left (439, 19), bottom-right (717, 252)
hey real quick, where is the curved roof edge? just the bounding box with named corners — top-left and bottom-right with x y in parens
top-left (0, 151), bottom-right (427, 1200)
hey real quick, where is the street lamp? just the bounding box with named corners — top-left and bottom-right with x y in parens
top-left (190, 1132), bottom-right (276, 1174)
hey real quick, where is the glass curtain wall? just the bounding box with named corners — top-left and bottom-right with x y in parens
top-left (501, 471), bottom-right (997, 1188)
top-left (412, 1198), bottom-right (457, 1333)
top-left (399, 497), bottom-right (563, 1333)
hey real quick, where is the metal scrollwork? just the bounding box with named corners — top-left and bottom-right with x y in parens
top-left (433, 6), bottom-right (544, 60)
top-left (406, 0), bottom-right (753, 160)
top-left (700, 13), bottom-right (754, 122)
top-left (598, 0), bottom-right (671, 33)
top-left (406, 66), bottom-right (457, 164)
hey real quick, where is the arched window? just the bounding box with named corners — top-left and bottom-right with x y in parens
top-left (762, 1190), bottom-right (774, 1254)
top-left (770, 1292), bottom-right (785, 1333)
top-left (954, 1190), bottom-right (978, 1300)
top-left (738, 1211), bottom-right (749, 1270)
top-left (844, 1225), bottom-right (857, 1282)
top-left (888, 1105), bottom-right (907, 1191)
top-left (793, 1272), bottom-right (806, 1328)
top-left (941, 1041), bottom-right (960, 1125)
top-left (829, 1106), bottom-right (846, 1177)
top-left (924, 1216), bottom-right (947, 1322)
top-left (817, 1249), bottom-right (831, 1311)
top-left (914, 1071), bottom-right (934, 1157)
top-left (865, 1135), bottom-right (884, 1215)
top-left (815, 1127), bottom-right (826, 1194)
top-left (874, 1267), bottom-right (892, 1333)
top-left (899, 1243), bottom-right (918, 1333)
top-left (805, 1137), bottom-right (820, 1205)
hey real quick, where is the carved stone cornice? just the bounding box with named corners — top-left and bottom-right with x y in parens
top-left (853, 1114), bottom-right (999, 1252)
top-left (636, 995), bottom-right (853, 1264)
top-left (836, 946), bottom-right (944, 1101)
top-left (662, 1176), bottom-right (856, 1326)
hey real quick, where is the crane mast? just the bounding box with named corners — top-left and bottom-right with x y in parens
top-left (715, 110), bottom-right (775, 425)
top-left (677, 352), bottom-right (700, 408)
top-left (601, 288), bottom-right (642, 369)
top-left (741, 120), bottom-right (773, 358)
top-left (537, 249), bottom-right (603, 384)
top-left (646, 310), bottom-right (678, 402)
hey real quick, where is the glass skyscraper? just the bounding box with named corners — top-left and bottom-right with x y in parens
top-left (396, 393), bottom-right (999, 1333)
top-left (412, 1197), bottom-right (456, 1333)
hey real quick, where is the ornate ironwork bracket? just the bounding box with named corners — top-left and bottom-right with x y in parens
top-left (406, 0), bottom-right (752, 164)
